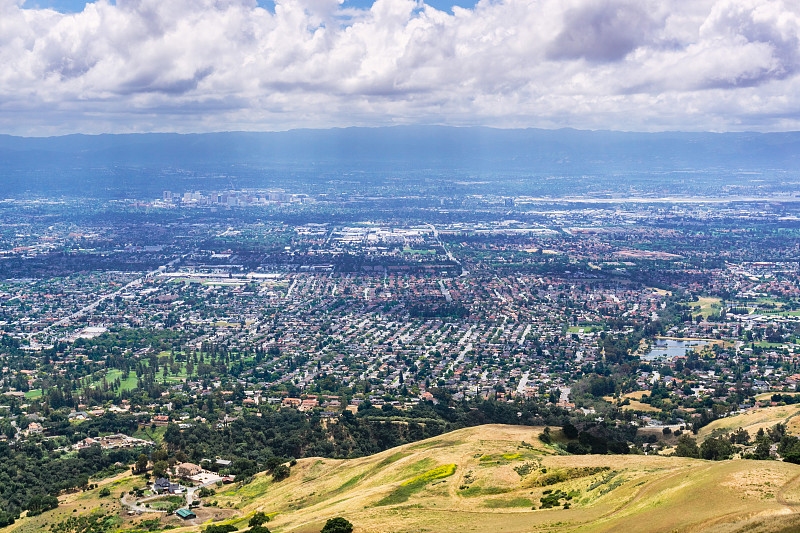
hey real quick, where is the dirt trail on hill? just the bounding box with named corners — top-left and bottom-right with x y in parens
top-left (590, 464), bottom-right (711, 532)
top-left (776, 471), bottom-right (800, 508)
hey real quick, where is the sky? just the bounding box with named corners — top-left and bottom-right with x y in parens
top-left (3, 0), bottom-right (800, 135)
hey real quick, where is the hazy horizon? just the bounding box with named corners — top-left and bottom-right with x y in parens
top-left (6, 124), bottom-right (800, 139)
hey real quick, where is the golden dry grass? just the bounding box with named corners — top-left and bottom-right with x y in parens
top-left (178, 425), bottom-right (800, 532)
top-left (697, 405), bottom-right (800, 442)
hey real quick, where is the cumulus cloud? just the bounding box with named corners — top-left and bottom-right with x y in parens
top-left (547, 0), bottom-right (664, 63)
top-left (1, 0), bottom-right (800, 134)
top-left (698, 0), bottom-right (800, 86)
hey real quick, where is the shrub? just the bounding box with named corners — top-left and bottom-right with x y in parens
top-left (539, 427), bottom-right (552, 444)
top-left (566, 441), bottom-right (589, 455)
top-left (272, 465), bottom-right (290, 482)
top-left (205, 525), bottom-right (237, 533)
top-left (539, 490), bottom-right (567, 509)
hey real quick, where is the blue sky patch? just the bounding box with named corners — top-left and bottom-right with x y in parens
top-left (23, 0), bottom-right (479, 14)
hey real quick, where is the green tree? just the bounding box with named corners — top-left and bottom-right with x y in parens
top-left (779, 436), bottom-right (800, 464)
top-left (153, 460), bottom-right (168, 479)
top-left (321, 517), bottom-right (353, 533)
top-left (233, 458), bottom-right (258, 478)
top-left (730, 427), bottom-right (750, 445)
top-left (539, 427), bottom-right (552, 444)
top-left (674, 434), bottom-right (699, 458)
top-left (753, 437), bottom-right (772, 460)
top-left (264, 457), bottom-right (283, 472)
top-left (133, 454), bottom-right (149, 475)
top-left (700, 436), bottom-right (733, 460)
top-left (272, 464), bottom-right (290, 482)
top-left (249, 512), bottom-right (269, 527)
top-left (153, 449), bottom-right (169, 462)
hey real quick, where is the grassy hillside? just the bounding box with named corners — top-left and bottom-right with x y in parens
top-left (7, 424), bottom-right (800, 533)
top-left (697, 405), bottom-right (800, 442)
top-left (169, 425), bottom-right (800, 533)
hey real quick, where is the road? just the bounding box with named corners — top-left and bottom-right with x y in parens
top-left (516, 371), bottom-right (530, 394)
top-left (438, 280), bottom-right (452, 302)
top-left (286, 278), bottom-right (298, 298)
top-left (121, 493), bottom-right (169, 513)
top-left (428, 223), bottom-right (468, 276)
top-left (446, 341), bottom-right (473, 375)
top-left (518, 324), bottom-right (531, 346)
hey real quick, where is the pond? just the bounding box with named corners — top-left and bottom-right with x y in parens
top-left (642, 338), bottom-right (712, 361)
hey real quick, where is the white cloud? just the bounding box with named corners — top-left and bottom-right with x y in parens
top-left (1, 0), bottom-right (800, 134)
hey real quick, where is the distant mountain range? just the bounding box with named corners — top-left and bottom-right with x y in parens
top-left (1, 126), bottom-right (799, 197)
